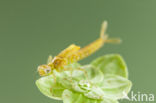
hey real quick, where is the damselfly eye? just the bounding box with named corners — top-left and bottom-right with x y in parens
top-left (38, 65), bottom-right (51, 76)
top-left (44, 68), bottom-right (51, 74)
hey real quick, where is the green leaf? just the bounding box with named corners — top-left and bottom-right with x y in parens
top-left (90, 74), bottom-right (132, 100)
top-left (91, 54), bottom-right (128, 78)
top-left (62, 89), bottom-right (119, 103)
top-left (36, 75), bottom-right (65, 100)
top-left (75, 75), bottom-right (131, 100)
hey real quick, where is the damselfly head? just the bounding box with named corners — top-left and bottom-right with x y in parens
top-left (37, 65), bottom-right (52, 76)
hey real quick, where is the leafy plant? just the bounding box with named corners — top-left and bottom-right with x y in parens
top-left (36, 54), bottom-right (132, 103)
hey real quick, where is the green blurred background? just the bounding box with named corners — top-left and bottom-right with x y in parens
top-left (0, 0), bottom-right (156, 103)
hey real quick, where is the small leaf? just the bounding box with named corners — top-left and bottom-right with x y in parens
top-left (36, 75), bottom-right (65, 100)
top-left (91, 54), bottom-right (128, 78)
top-left (92, 74), bottom-right (132, 100)
top-left (79, 75), bottom-right (131, 100)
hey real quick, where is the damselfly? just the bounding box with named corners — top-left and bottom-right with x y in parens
top-left (37, 21), bottom-right (120, 76)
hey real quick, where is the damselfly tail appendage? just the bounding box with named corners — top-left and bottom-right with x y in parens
top-left (66, 21), bottom-right (121, 64)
